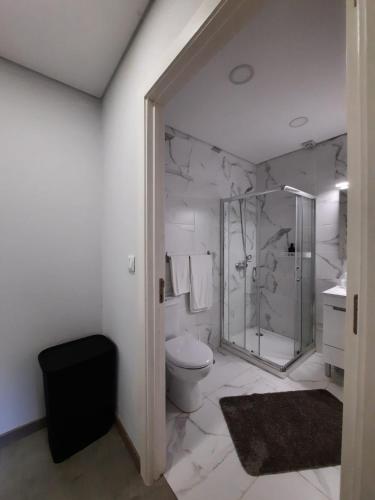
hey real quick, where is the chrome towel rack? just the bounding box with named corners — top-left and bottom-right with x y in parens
top-left (166, 251), bottom-right (211, 263)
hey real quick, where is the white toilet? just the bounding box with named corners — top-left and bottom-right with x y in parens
top-left (165, 297), bottom-right (214, 412)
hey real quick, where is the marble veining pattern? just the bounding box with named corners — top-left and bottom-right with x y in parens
top-left (165, 126), bottom-right (256, 348)
top-left (256, 135), bottom-right (347, 351)
top-left (165, 352), bottom-right (343, 500)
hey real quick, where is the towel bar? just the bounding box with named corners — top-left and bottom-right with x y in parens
top-left (166, 251), bottom-right (211, 263)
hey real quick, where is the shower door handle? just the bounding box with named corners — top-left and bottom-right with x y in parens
top-left (296, 266), bottom-right (301, 282)
top-left (252, 266), bottom-right (257, 282)
top-left (159, 278), bottom-right (165, 304)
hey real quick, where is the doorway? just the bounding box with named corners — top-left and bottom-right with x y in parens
top-left (144, 1), bottom-right (371, 498)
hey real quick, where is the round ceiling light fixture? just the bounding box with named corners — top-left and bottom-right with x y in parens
top-left (289, 116), bottom-right (309, 128)
top-left (228, 64), bottom-right (254, 85)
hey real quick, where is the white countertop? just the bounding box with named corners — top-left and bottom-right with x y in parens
top-left (322, 285), bottom-right (347, 297)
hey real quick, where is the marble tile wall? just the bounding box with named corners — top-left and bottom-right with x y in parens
top-left (256, 135), bottom-right (347, 351)
top-left (165, 126), bottom-right (256, 348)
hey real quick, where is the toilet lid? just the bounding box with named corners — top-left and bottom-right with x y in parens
top-left (165, 335), bottom-right (213, 369)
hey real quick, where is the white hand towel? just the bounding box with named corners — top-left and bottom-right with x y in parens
top-left (170, 255), bottom-right (190, 296)
top-left (189, 254), bottom-right (213, 313)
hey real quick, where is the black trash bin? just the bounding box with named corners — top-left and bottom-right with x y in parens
top-left (38, 334), bottom-right (117, 463)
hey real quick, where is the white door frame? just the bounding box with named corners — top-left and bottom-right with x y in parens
top-left (143, 0), bottom-right (264, 483)
top-left (144, 98), bottom-right (166, 483)
top-left (341, 1), bottom-right (375, 498)
top-left (144, 0), bottom-right (374, 496)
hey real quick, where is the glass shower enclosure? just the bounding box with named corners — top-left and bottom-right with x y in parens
top-left (221, 185), bottom-right (315, 372)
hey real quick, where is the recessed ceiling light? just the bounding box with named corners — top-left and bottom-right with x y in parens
top-left (335, 181), bottom-right (349, 190)
top-left (289, 116), bottom-right (309, 128)
top-left (228, 64), bottom-right (254, 85)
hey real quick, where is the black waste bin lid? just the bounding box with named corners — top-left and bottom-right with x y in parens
top-left (38, 334), bottom-right (116, 374)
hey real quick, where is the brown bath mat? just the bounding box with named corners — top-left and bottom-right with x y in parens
top-left (220, 389), bottom-right (342, 476)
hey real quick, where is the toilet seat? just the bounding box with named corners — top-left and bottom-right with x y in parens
top-left (166, 335), bottom-right (213, 369)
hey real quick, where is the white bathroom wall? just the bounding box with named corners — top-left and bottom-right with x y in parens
top-left (256, 134), bottom-right (347, 351)
top-left (102, 0), bottom-right (209, 457)
top-left (0, 58), bottom-right (102, 435)
top-left (164, 126), bottom-right (256, 347)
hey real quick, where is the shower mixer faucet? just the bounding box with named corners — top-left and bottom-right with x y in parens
top-left (235, 254), bottom-right (252, 271)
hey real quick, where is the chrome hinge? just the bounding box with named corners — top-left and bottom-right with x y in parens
top-left (353, 294), bottom-right (358, 334)
top-left (159, 278), bottom-right (165, 304)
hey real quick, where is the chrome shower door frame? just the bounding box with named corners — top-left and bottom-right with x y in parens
top-left (220, 186), bottom-right (316, 373)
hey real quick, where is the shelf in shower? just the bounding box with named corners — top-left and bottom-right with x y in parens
top-left (278, 252), bottom-right (312, 259)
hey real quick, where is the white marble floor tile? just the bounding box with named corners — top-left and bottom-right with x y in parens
top-left (258, 370), bottom-right (298, 391)
top-left (299, 467), bottom-right (341, 500)
top-left (282, 378), bottom-right (330, 392)
top-left (165, 408), bottom-right (234, 495)
top-left (174, 449), bottom-right (256, 500)
top-left (166, 399), bottom-right (183, 442)
top-left (188, 398), bottom-right (230, 437)
top-left (166, 352), bottom-right (342, 500)
top-left (214, 349), bottom-right (252, 369)
top-left (200, 357), bottom-right (253, 397)
top-left (289, 353), bottom-right (329, 383)
top-left (166, 399), bottom-right (182, 419)
top-left (242, 472), bottom-right (329, 500)
top-left (207, 372), bottom-right (277, 408)
top-left (166, 412), bottom-right (189, 471)
top-left (213, 349), bottom-right (238, 366)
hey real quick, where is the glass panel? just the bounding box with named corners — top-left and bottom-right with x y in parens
top-left (222, 201), bottom-right (230, 342)
top-left (257, 190), bottom-right (297, 366)
top-left (223, 199), bottom-right (246, 348)
top-left (300, 197), bottom-right (315, 351)
top-left (244, 196), bottom-right (258, 355)
top-left (294, 196), bottom-right (302, 356)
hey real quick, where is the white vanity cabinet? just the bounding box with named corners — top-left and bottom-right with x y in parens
top-left (322, 286), bottom-right (346, 376)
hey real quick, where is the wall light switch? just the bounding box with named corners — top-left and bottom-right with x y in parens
top-left (128, 255), bottom-right (135, 274)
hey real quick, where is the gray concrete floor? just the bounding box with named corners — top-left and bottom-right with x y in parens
top-left (0, 427), bottom-right (176, 500)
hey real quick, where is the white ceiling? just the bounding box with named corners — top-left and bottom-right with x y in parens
top-left (0, 0), bottom-right (150, 97)
top-left (166, 0), bottom-right (346, 164)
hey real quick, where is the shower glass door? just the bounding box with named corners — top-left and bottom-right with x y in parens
top-left (222, 198), bottom-right (245, 348)
top-left (256, 190), bottom-right (298, 366)
top-left (222, 197), bottom-right (257, 351)
top-left (221, 186), bottom-right (315, 371)
top-left (299, 196), bottom-right (315, 352)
